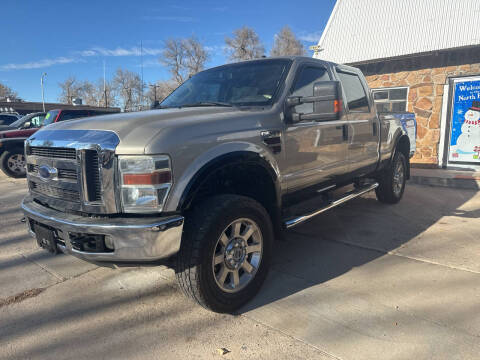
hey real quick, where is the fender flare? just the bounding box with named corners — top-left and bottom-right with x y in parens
top-left (391, 133), bottom-right (411, 178)
top-left (165, 142), bottom-right (282, 213)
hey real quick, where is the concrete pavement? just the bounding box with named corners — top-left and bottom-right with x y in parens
top-left (0, 172), bottom-right (479, 359)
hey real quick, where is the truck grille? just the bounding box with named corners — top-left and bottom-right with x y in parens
top-left (28, 164), bottom-right (78, 181)
top-left (30, 181), bottom-right (81, 202)
top-left (84, 150), bottom-right (102, 202)
top-left (29, 146), bottom-right (76, 160)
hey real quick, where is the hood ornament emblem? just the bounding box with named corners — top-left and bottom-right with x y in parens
top-left (38, 164), bottom-right (58, 181)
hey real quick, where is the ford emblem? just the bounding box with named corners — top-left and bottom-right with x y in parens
top-left (38, 165), bottom-right (58, 181)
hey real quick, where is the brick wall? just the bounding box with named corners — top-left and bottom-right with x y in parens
top-left (364, 63), bottom-right (480, 165)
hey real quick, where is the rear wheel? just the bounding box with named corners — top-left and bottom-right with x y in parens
top-left (375, 151), bottom-right (407, 204)
top-left (176, 194), bottom-right (273, 313)
top-left (0, 148), bottom-right (26, 178)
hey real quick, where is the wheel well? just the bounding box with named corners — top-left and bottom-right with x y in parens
top-left (182, 157), bottom-right (280, 228)
top-left (396, 135), bottom-right (410, 179)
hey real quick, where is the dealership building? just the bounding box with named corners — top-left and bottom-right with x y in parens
top-left (316, 0), bottom-right (480, 170)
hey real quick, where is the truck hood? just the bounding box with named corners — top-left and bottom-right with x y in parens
top-left (42, 107), bottom-right (258, 154)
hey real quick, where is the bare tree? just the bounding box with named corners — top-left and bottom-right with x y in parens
top-left (160, 36), bottom-right (209, 85)
top-left (112, 68), bottom-right (144, 112)
top-left (81, 79), bottom-right (117, 107)
top-left (0, 82), bottom-right (17, 99)
top-left (146, 80), bottom-right (177, 107)
top-left (225, 26), bottom-right (265, 62)
top-left (270, 26), bottom-right (306, 56)
top-left (58, 76), bottom-right (84, 104)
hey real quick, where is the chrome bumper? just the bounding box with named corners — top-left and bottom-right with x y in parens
top-left (22, 195), bottom-right (183, 264)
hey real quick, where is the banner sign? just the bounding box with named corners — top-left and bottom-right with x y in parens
top-left (448, 78), bottom-right (480, 163)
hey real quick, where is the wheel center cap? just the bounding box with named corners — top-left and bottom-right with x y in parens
top-left (225, 238), bottom-right (246, 269)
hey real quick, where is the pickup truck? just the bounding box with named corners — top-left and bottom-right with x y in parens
top-left (22, 56), bottom-right (416, 313)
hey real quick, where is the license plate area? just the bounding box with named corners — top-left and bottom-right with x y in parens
top-left (34, 223), bottom-right (58, 254)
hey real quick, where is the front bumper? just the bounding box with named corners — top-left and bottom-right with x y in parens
top-left (22, 195), bottom-right (184, 264)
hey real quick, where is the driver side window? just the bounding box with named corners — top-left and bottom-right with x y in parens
top-left (291, 66), bottom-right (330, 115)
top-left (30, 115), bottom-right (44, 127)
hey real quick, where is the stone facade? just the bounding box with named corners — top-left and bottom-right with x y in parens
top-left (364, 63), bottom-right (480, 165)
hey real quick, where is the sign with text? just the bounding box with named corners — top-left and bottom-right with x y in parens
top-left (448, 77), bottom-right (480, 163)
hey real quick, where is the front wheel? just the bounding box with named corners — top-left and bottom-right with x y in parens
top-left (0, 148), bottom-right (26, 178)
top-left (375, 151), bottom-right (407, 204)
top-left (175, 194), bottom-right (273, 313)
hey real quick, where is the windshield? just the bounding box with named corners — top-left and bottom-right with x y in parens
top-left (43, 110), bottom-right (60, 126)
top-left (160, 59), bottom-right (291, 108)
top-left (9, 115), bottom-right (28, 128)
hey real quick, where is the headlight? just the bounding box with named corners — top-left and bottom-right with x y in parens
top-left (118, 155), bottom-right (172, 213)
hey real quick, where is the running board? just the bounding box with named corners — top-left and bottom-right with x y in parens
top-left (284, 182), bottom-right (379, 229)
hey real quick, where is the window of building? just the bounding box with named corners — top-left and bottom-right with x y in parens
top-left (372, 87), bottom-right (408, 113)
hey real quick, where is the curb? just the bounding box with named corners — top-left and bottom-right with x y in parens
top-left (410, 169), bottom-right (480, 190)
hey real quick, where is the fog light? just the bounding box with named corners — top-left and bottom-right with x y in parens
top-left (104, 236), bottom-right (115, 250)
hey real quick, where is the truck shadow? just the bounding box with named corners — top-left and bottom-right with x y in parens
top-left (239, 183), bottom-right (480, 313)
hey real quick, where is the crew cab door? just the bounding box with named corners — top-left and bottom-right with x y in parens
top-left (335, 67), bottom-right (379, 177)
top-left (283, 64), bottom-right (349, 193)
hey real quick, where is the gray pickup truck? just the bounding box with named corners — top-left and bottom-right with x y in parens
top-left (22, 56), bottom-right (416, 312)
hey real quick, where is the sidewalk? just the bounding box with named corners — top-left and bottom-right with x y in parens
top-left (410, 168), bottom-right (480, 190)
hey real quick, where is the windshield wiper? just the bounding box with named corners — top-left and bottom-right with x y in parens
top-left (179, 101), bottom-right (234, 108)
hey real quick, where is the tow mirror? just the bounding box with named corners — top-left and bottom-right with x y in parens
top-left (287, 81), bottom-right (342, 122)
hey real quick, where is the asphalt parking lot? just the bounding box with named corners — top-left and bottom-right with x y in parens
top-left (1, 173), bottom-right (479, 360)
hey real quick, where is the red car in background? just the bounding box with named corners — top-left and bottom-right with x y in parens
top-left (0, 108), bottom-right (117, 178)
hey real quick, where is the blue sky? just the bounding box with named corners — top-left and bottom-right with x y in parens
top-left (1, 0), bottom-right (335, 103)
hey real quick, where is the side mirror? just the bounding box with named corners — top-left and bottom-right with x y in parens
top-left (23, 121), bottom-right (31, 129)
top-left (287, 81), bottom-right (342, 122)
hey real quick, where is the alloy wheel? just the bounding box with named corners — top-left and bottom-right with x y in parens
top-left (212, 218), bottom-right (263, 293)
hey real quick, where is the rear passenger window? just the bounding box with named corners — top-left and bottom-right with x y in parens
top-left (291, 66), bottom-right (330, 114)
top-left (337, 71), bottom-right (369, 112)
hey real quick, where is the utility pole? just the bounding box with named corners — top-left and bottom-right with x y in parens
top-left (40, 73), bottom-right (47, 112)
top-left (103, 60), bottom-right (107, 107)
top-left (149, 84), bottom-right (161, 108)
top-left (140, 40), bottom-right (144, 110)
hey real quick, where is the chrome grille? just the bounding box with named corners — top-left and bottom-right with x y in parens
top-left (30, 181), bottom-right (80, 202)
top-left (28, 164), bottom-right (77, 180)
top-left (29, 147), bottom-right (76, 160)
top-left (84, 150), bottom-right (102, 202)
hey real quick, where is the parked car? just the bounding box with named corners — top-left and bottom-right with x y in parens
top-left (22, 57), bottom-right (416, 312)
top-left (0, 113), bottom-right (21, 126)
top-left (0, 112), bottom-right (46, 132)
top-left (0, 108), bottom-right (115, 177)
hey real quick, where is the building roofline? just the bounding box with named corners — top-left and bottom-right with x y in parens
top-left (346, 44), bottom-right (480, 66)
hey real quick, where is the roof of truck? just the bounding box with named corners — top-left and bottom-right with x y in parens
top-left (315, 0), bottom-right (480, 65)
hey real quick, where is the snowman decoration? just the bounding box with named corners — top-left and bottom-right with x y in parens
top-left (456, 100), bottom-right (480, 154)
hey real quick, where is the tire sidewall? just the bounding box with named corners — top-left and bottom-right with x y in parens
top-left (195, 198), bottom-right (273, 310)
top-left (0, 149), bottom-right (26, 178)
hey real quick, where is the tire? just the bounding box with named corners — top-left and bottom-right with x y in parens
top-left (375, 151), bottom-right (407, 204)
top-left (176, 194), bottom-right (273, 313)
top-left (0, 148), bottom-right (26, 178)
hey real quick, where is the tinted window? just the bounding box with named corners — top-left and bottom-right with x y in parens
top-left (291, 66), bottom-right (331, 114)
top-left (0, 115), bottom-right (17, 125)
top-left (44, 110), bottom-right (60, 125)
top-left (161, 59), bottom-right (291, 107)
top-left (337, 71), bottom-right (369, 112)
top-left (30, 115), bottom-right (45, 127)
top-left (59, 111), bottom-right (88, 122)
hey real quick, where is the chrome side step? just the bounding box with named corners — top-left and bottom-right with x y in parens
top-left (284, 182), bottom-right (379, 229)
